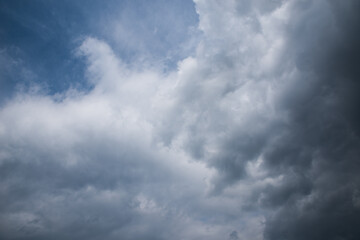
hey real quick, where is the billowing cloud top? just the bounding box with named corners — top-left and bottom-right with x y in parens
top-left (1, 0), bottom-right (360, 239)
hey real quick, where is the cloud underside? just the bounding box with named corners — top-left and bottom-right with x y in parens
top-left (1, 0), bottom-right (360, 239)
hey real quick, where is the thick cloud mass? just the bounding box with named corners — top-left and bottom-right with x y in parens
top-left (1, 0), bottom-right (360, 239)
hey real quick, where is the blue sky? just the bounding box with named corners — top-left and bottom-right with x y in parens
top-left (0, 0), bottom-right (198, 101)
top-left (1, 1), bottom-right (360, 240)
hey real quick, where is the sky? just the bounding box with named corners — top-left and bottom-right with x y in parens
top-left (0, 0), bottom-right (360, 239)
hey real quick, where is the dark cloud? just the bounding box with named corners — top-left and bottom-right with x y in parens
top-left (172, 0), bottom-right (360, 239)
top-left (190, 0), bottom-right (360, 239)
top-left (262, 1), bottom-right (360, 239)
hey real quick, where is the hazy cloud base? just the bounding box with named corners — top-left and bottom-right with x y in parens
top-left (1, 0), bottom-right (360, 239)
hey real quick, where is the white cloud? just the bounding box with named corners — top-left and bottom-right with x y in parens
top-left (2, 0), bottom-right (358, 239)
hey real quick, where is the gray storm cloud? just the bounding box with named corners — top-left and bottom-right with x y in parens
top-left (1, 0), bottom-right (360, 239)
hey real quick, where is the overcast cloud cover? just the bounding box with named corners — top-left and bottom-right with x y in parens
top-left (0, 0), bottom-right (360, 239)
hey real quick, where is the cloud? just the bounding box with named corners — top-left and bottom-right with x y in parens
top-left (159, 0), bottom-right (360, 239)
top-left (1, 0), bottom-right (360, 239)
top-left (0, 36), bottom-right (264, 240)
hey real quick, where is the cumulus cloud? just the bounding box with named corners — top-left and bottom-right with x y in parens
top-left (1, 0), bottom-right (360, 239)
top-left (0, 36), bottom-right (264, 240)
